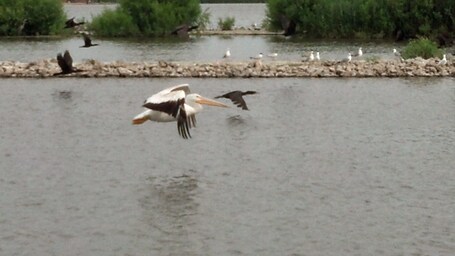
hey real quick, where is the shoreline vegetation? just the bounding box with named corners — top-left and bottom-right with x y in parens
top-left (1, 58), bottom-right (453, 78)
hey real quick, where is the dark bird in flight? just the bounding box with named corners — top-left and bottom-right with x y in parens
top-left (80, 33), bottom-right (99, 48)
top-left (64, 17), bottom-right (85, 29)
top-left (171, 24), bottom-right (199, 37)
top-left (280, 15), bottom-right (296, 37)
top-left (54, 50), bottom-right (79, 76)
top-left (214, 91), bottom-right (257, 110)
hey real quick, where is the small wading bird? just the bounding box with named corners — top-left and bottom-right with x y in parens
top-left (64, 17), bottom-right (85, 29)
top-left (80, 33), bottom-right (99, 48)
top-left (214, 91), bottom-right (257, 110)
top-left (316, 51), bottom-right (320, 61)
top-left (54, 50), bottom-right (80, 76)
top-left (132, 84), bottom-right (228, 139)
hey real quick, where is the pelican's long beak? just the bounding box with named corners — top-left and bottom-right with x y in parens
top-left (132, 111), bottom-right (150, 125)
top-left (196, 96), bottom-right (229, 108)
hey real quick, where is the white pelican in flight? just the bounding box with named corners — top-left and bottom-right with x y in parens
top-left (132, 84), bottom-right (228, 139)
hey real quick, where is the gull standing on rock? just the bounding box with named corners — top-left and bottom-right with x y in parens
top-left (438, 54), bottom-right (447, 65)
top-left (342, 52), bottom-right (352, 62)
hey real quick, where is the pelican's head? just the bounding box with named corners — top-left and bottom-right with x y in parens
top-left (132, 109), bottom-right (152, 125)
top-left (187, 94), bottom-right (228, 108)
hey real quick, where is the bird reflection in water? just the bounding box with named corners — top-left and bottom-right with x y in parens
top-left (226, 115), bottom-right (247, 126)
top-left (139, 174), bottom-right (199, 254)
top-left (52, 90), bottom-right (72, 100)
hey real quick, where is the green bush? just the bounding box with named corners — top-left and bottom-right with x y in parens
top-left (266, 0), bottom-right (454, 40)
top-left (218, 17), bottom-right (235, 31)
top-left (0, 0), bottom-right (65, 36)
top-left (196, 8), bottom-right (211, 31)
top-left (90, 9), bottom-right (139, 37)
top-left (401, 38), bottom-right (442, 59)
top-left (90, 0), bottom-right (202, 37)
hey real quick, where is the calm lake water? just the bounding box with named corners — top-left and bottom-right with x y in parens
top-left (1, 77), bottom-right (454, 255)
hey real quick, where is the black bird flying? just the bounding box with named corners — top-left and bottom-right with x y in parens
top-left (214, 91), bottom-right (257, 110)
top-left (80, 33), bottom-right (99, 48)
top-left (64, 17), bottom-right (85, 29)
top-left (171, 24), bottom-right (199, 37)
top-left (54, 50), bottom-right (79, 76)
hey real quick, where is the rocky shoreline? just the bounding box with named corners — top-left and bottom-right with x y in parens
top-left (0, 58), bottom-right (453, 78)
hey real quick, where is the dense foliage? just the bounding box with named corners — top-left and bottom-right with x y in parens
top-left (201, 0), bottom-right (265, 3)
top-left (402, 38), bottom-right (442, 59)
top-left (266, 0), bottom-right (455, 40)
top-left (218, 17), bottom-right (235, 30)
top-left (0, 0), bottom-right (66, 36)
top-left (90, 9), bottom-right (139, 37)
top-left (90, 0), bottom-right (202, 37)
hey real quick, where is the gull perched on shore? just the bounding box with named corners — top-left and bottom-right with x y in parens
top-left (223, 48), bottom-right (231, 58)
top-left (309, 51), bottom-right (315, 61)
top-left (302, 51), bottom-right (314, 62)
top-left (342, 52), bottom-right (352, 62)
top-left (438, 54), bottom-right (447, 65)
top-left (250, 53), bottom-right (263, 60)
top-left (316, 52), bottom-right (320, 61)
top-left (352, 47), bottom-right (363, 57)
top-left (393, 48), bottom-right (404, 62)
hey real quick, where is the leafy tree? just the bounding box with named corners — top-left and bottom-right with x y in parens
top-left (91, 0), bottom-right (202, 37)
top-left (266, 0), bottom-right (454, 40)
top-left (0, 0), bottom-right (65, 36)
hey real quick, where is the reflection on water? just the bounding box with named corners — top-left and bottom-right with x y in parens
top-left (226, 115), bottom-right (247, 126)
top-left (52, 90), bottom-right (73, 100)
top-left (140, 174), bottom-right (199, 255)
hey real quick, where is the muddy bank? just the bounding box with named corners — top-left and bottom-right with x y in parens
top-left (0, 58), bottom-right (453, 78)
